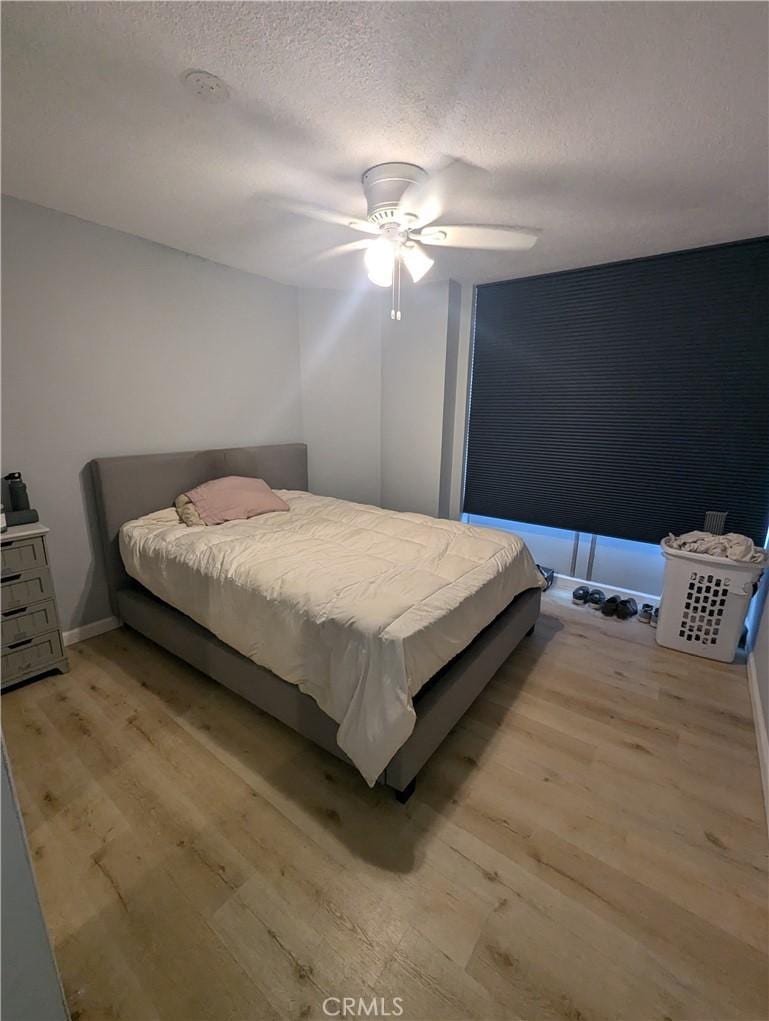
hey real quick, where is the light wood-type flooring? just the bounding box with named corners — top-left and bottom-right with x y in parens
top-left (3, 589), bottom-right (767, 1021)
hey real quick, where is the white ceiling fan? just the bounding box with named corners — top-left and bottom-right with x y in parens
top-left (286, 162), bottom-right (540, 320)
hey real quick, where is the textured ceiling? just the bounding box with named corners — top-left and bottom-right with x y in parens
top-left (3, 1), bottom-right (767, 289)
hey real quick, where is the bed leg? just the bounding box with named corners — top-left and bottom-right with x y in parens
top-left (394, 779), bottom-right (416, 804)
top-left (526, 623), bottom-right (535, 637)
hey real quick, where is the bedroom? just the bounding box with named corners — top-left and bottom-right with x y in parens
top-left (1, 2), bottom-right (768, 1020)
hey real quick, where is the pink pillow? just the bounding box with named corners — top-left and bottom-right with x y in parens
top-left (178, 476), bottom-right (289, 526)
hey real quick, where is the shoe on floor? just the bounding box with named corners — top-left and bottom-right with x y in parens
top-left (601, 595), bottom-right (621, 617)
top-left (650, 607), bottom-right (659, 628)
top-left (616, 597), bottom-right (638, 621)
top-left (588, 589), bottom-right (606, 610)
top-left (639, 602), bottom-right (653, 623)
top-left (572, 585), bottom-right (591, 605)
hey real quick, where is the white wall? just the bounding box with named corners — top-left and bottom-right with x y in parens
top-left (447, 284), bottom-right (475, 520)
top-left (2, 197), bottom-right (303, 630)
top-left (1, 750), bottom-right (68, 1021)
top-left (298, 287), bottom-right (382, 506)
top-left (748, 570), bottom-right (769, 831)
top-left (380, 280), bottom-right (459, 516)
top-left (299, 281), bottom-right (462, 518)
top-left (749, 573), bottom-right (769, 737)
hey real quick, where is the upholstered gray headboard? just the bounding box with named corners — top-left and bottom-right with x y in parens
top-left (91, 443), bottom-right (308, 612)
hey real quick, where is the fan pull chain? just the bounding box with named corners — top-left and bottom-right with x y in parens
top-left (390, 250), bottom-right (402, 321)
top-left (397, 253), bottom-right (402, 321)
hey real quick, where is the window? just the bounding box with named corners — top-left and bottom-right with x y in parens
top-left (463, 238), bottom-right (769, 546)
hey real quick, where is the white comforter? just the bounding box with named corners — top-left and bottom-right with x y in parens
top-left (120, 492), bottom-right (543, 784)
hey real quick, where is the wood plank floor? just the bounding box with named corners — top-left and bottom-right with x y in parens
top-left (3, 589), bottom-right (768, 1021)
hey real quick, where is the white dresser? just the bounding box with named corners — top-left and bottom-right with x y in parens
top-left (1, 523), bottom-right (69, 690)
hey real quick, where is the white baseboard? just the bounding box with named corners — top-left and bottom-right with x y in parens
top-left (552, 572), bottom-right (660, 605)
top-left (747, 649), bottom-right (769, 841)
top-left (62, 615), bottom-right (121, 647)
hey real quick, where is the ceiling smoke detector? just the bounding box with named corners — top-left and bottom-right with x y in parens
top-left (182, 69), bottom-right (230, 104)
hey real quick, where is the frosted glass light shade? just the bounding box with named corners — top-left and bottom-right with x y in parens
top-left (364, 237), bottom-right (395, 287)
top-left (402, 241), bottom-right (434, 283)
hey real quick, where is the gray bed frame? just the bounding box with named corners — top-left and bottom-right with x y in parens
top-left (91, 443), bottom-right (540, 800)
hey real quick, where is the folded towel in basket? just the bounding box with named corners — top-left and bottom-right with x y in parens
top-left (666, 530), bottom-right (766, 564)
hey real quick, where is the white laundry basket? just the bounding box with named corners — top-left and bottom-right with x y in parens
top-left (656, 538), bottom-right (765, 662)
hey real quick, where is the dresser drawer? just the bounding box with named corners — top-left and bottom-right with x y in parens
top-left (2, 630), bottom-right (64, 686)
top-left (1, 568), bottom-right (54, 611)
top-left (1, 535), bottom-right (47, 578)
top-left (2, 599), bottom-right (59, 646)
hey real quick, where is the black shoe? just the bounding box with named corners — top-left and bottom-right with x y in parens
top-left (601, 595), bottom-right (621, 617)
top-left (616, 597), bottom-right (638, 621)
top-left (572, 585), bottom-right (590, 605)
top-left (588, 589), bottom-right (606, 610)
top-left (639, 603), bottom-right (653, 623)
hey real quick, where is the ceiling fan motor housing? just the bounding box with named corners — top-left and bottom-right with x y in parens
top-left (362, 162), bottom-right (427, 228)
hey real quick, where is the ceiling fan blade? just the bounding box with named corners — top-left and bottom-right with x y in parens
top-left (415, 225), bottom-right (540, 251)
top-left (280, 199), bottom-right (378, 235)
top-left (307, 239), bottom-right (372, 264)
top-left (397, 158), bottom-right (487, 229)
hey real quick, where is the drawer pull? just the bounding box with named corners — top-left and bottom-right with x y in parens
top-left (1, 573), bottom-right (22, 584)
top-left (1, 541), bottom-right (12, 548)
top-left (7, 637), bottom-right (33, 650)
top-left (2, 606), bottom-right (28, 618)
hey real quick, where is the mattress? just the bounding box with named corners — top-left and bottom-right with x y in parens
top-left (119, 492), bottom-right (544, 784)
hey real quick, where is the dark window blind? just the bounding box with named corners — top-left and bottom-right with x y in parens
top-left (463, 237), bottom-right (769, 545)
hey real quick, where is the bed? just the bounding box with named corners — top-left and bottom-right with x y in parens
top-left (91, 443), bottom-right (543, 799)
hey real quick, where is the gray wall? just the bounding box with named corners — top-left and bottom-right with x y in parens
top-left (298, 286), bottom-right (382, 506)
top-left (2, 197), bottom-right (303, 630)
top-left (1, 748), bottom-right (69, 1021)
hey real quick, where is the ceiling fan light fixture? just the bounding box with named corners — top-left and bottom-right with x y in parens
top-left (402, 241), bottom-right (434, 283)
top-left (286, 161), bottom-right (541, 315)
top-left (364, 237), bottom-right (395, 287)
